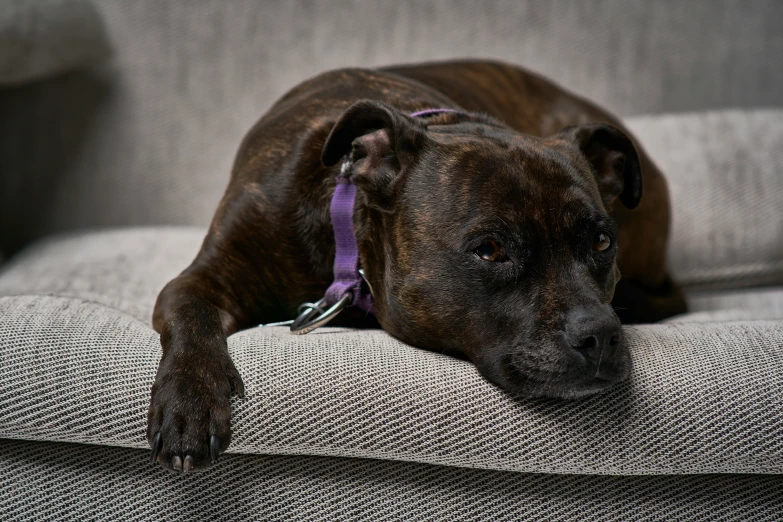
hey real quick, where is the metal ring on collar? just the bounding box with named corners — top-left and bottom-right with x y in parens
top-left (290, 294), bottom-right (351, 335)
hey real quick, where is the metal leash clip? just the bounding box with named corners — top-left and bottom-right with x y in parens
top-left (289, 294), bottom-right (352, 335)
top-left (261, 269), bottom-right (372, 334)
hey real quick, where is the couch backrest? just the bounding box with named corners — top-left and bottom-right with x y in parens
top-left (1, 0), bottom-right (782, 256)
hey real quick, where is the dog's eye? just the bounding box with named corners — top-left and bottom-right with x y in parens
top-left (593, 232), bottom-right (613, 252)
top-left (474, 241), bottom-right (508, 262)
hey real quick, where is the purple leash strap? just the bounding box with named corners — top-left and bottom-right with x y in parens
top-left (324, 159), bottom-right (374, 313)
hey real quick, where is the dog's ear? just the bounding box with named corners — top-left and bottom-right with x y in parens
top-left (557, 123), bottom-right (643, 210)
top-left (322, 100), bottom-right (429, 211)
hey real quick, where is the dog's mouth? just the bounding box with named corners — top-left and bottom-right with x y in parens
top-left (487, 341), bottom-right (632, 400)
top-left (507, 372), bottom-right (626, 400)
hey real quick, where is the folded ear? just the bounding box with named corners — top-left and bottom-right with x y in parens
top-left (322, 100), bottom-right (429, 211)
top-left (556, 123), bottom-right (643, 210)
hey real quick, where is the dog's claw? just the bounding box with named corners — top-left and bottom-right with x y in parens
top-left (210, 435), bottom-right (220, 463)
top-left (150, 432), bottom-right (162, 463)
top-left (172, 455), bottom-right (183, 471)
top-left (183, 455), bottom-right (195, 472)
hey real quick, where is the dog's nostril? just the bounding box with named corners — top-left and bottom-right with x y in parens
top-left (609, 334), bottom-right (621, 348)
top-left (573, 335), bottom-right (598, 351)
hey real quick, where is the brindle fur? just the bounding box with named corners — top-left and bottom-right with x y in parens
top-left (148, 60), bottom-right (686, 472)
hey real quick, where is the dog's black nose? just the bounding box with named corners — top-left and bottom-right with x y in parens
top-left (565, 306), bottom-right (622, 379)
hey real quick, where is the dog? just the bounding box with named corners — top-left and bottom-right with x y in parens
top-left (147, 60), bottom-right (686, 472)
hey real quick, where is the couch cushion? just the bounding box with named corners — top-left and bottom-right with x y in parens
top-left (0, 227), bottom-right (204, 323)
top-left (626, 110), bottom-right (783, 291)
top-left (3, 440), bottom-right (782, 521)
top-left (1, 294), bottom-right (781, 476)
top-left (0, 0), bottom-right (110, 85)
top-left (1, 229), bottom-right (782, 475)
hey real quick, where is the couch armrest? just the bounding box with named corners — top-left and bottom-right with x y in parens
top-left (0, 0), bottom-right (110, 86)
top-left (626, 109), bottom-right (783, 291)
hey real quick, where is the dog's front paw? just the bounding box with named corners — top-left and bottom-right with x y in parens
top-left (147, 351), bottom-right (244, 472)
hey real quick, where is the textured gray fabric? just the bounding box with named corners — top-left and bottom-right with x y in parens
top-left (0, 227), bottom-right (205, 323)
top-left (626, 110), bottom-right (783, 291)
top-left (671, 286), bottom-right (783, 323)
top-left (92, 0), bottom-right (783, 117)
top-left (1, 0), bottom-right (782, 256)
top-left (1, 293), bottom-right (781, 475)
top-left (1, 440), bottom-right (782, 522)
top-left (668, 309), bottom-right (782, 324)
top-left (0, 0), bottom-right (110, 85)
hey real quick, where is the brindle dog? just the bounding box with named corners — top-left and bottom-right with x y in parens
top-left (148, 60), bottom-right (686, 472)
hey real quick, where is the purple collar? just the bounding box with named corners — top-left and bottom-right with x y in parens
top-left (289, 108), bottom-right (460, 333)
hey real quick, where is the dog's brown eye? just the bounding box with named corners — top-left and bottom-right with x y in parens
top-left (475, 241), bottom-right (507, 262)
top-left (593, 232), bottom-right (612, 252)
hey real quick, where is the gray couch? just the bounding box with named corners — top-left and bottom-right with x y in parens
top-left (1, 1), bottom-right (782, 520)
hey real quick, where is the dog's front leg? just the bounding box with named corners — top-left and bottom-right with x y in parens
top-left (147, 270), bottom-right (246, 472)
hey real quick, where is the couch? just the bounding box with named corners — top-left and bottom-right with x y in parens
top-left (1, 1), bottom-right (781, 519)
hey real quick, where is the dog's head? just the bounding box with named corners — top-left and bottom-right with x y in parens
top-left (322, 100), bottom-right (642, 399)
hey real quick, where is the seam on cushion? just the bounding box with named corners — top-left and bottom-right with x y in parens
top-left (4, 429), bottom-right (781, 477)
top-left (677, 261), bottom-right (783, 289)
top-left (0, 293), bottom-right (154, 329)
top-left (227, 445), bottom-right (783, 477)
top-left (685, 286), bottom-right (783, 299)
top-left (625, 108), bottom-right (783, 122)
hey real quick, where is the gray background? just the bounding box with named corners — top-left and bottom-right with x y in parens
top-left (1, 0), bottom-right (782, 256)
